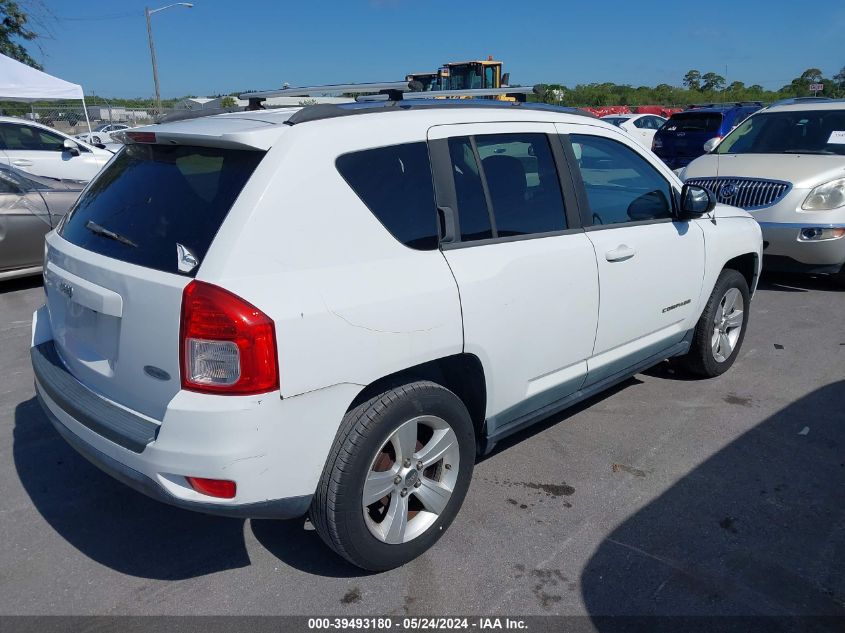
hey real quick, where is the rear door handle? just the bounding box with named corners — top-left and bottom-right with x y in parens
top-left (12, 159), bottom-right (33, 166)
top-left (605, 244), bottom-right (636, 262)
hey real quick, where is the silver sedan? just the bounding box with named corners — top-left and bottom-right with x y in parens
top-left (0, 164), bottom-right (83, 281)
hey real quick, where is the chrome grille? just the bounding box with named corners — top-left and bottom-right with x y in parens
top-left (684, 177), bottom-right (791, 210)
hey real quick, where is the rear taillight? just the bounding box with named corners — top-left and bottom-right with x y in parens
top-left (652, 136), bottom-right (662, 150)
top-left (179, 280), bottom-right (279, 395)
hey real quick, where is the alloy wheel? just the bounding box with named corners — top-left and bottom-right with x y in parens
top-left (362, 415), bottom-right (460, 544)
top-left (711, 287), bottom-right (744, 363)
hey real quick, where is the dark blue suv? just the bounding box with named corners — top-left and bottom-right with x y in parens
top-left (652, 102), bottom-right (762, 169)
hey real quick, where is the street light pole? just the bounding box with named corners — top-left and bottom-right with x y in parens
top-left (144, 3), bottom-right (194, 115)
top-left (145, 7), bottom-right (161, 114)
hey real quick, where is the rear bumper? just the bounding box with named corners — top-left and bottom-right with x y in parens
top-left (37, 389), bottom-right (312, 519)
top-left (31, 306), bottom-right (362, 519)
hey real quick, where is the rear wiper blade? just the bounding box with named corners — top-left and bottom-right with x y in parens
top-left (85, 220), bottom-right (138, 248)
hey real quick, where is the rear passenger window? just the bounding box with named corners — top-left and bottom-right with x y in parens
top-left (570, 134), bottom-right (673, 226)
top-left (447, 137), bottom-right (493, 242)
top-left (476, 134), bottom-right (567, 236)
top-left (336, 142), bottom-right (438, 250)
top-left (447, 133), bottom-right (567, 242)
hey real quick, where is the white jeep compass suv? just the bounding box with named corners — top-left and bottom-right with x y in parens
top-left (31, 98), bottom-right (763, 570)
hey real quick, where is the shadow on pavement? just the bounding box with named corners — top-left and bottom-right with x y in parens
top-left (0, 276), bottom-right (42, 294)
top-left (580, 381), bottom-right (845, 627)
top-left (758, 272), bottom-right (842, 294)
top-left (13, 397), bottom-right (251, 580)
top-left (251, 519), bottom-right (370, 578)
top-left (480, 377), bottom-right (644, 462)
top-left (14, 396), bottom-right (371, 580)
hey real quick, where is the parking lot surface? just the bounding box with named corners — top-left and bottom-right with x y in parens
top-left (1, 274), bottom-right (843, 619)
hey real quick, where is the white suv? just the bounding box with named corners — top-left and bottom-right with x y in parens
top-left (31, 99), bottom-right (762, 570)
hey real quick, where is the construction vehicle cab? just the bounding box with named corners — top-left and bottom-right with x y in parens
top-left (405, 72), bottom-right (441, 92)
top-left (441, 57), bottom-right (508, 91)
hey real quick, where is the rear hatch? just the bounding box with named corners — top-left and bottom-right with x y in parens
top-left (43, 139), bottom-right (265, 420)
top-left (654, 111), bottom-right (724, 163)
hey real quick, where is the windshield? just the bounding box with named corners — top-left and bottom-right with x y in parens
top-left (662, 112), bottom-right (723, 134)
top-left (59, 144), bottom-right (264, 275)
top-left (445, 65), bottom-right (483, 90)
top-left (415, 76), bottom-right (438, 91)
top-left (602, 117), bottom-right (629, 127)
top-left (716, 109), bottom-right (845, 155)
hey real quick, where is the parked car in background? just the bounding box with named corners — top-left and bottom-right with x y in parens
top-left (681, 100), bottom-right (845, 284)
top-left (31, 98), bottom-right (762, 571)
top-left (600, 113), bottom-right (667, 149)
top-left (652, 103), bottom-right (763, 170)
top-left (0, 117), bottom-right (113, 181)
top-left (75, 123), bottom-right (131, 146)
top-left (0, 163), bottom-right (83, 280)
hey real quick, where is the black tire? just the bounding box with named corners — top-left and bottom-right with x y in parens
top-left (311, 380), bottom-right (475, 571)
top-left (676, 269), bottom-right (750, 378)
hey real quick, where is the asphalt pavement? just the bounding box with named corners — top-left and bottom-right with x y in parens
top-left (1, 273), bottom-right (843, 622)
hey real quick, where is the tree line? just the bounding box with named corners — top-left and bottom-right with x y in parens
top-left (534, 67), bottom-right (845, 107)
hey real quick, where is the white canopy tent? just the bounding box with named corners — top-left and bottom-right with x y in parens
top-left (0, 53), bottom-right (92, 133)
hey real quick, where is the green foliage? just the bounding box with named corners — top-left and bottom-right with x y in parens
top-left (835, 67), bottom-right (845, 90)
top-left (800, 68), bottom-right (823, 83)
top-left (527, 67), bottom-right (845, 107)
top-left (683, 70), bottom-right (702, 91)
top-left (219, 96), bottom-right (237, 108)
top-left (0, 0), bottom-right (41, 69)
top-left (701, 72), bottom-right (726, 92)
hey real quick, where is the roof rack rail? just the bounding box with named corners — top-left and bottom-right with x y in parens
top-left (686, 101), bottom-right (763, 109)
top-left (240, 82), bottom-right (541, 109)
top-left (766, 96), bottom-right (833, 108)
top-left (282, 99), bottom-right (597, 126)
top-left (240, 82), bottom-right (415, 109)
top-left (357, 86), bottom-right (539, 103)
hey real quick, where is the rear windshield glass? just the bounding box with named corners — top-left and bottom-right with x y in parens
top-left (663, 112), bottom-right (723, 134)
top-left (59, 144), bottom-right (264, 275)
top-left (602, 117), bottom-right (629, 127)
top-left (716, 109), bottom-right (845, 156)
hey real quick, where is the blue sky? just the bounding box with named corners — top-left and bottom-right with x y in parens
top-left (30, 0), bottom-right (845, 99)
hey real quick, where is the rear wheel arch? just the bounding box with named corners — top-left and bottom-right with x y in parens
top-left (348, 354), bottom-right (487, 448)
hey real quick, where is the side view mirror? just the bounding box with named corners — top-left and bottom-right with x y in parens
top-left (63, 139), bottom-right (81, 156)
top-left (679, 184), bottom-right (716, 217)
top-left (501, 72), bottom-right (510, 86)
top-left (703, 137), bottom-right (721, 153)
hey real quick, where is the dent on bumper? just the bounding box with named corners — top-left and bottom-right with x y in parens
top-left (37, 391), bottom-right (312, 519)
